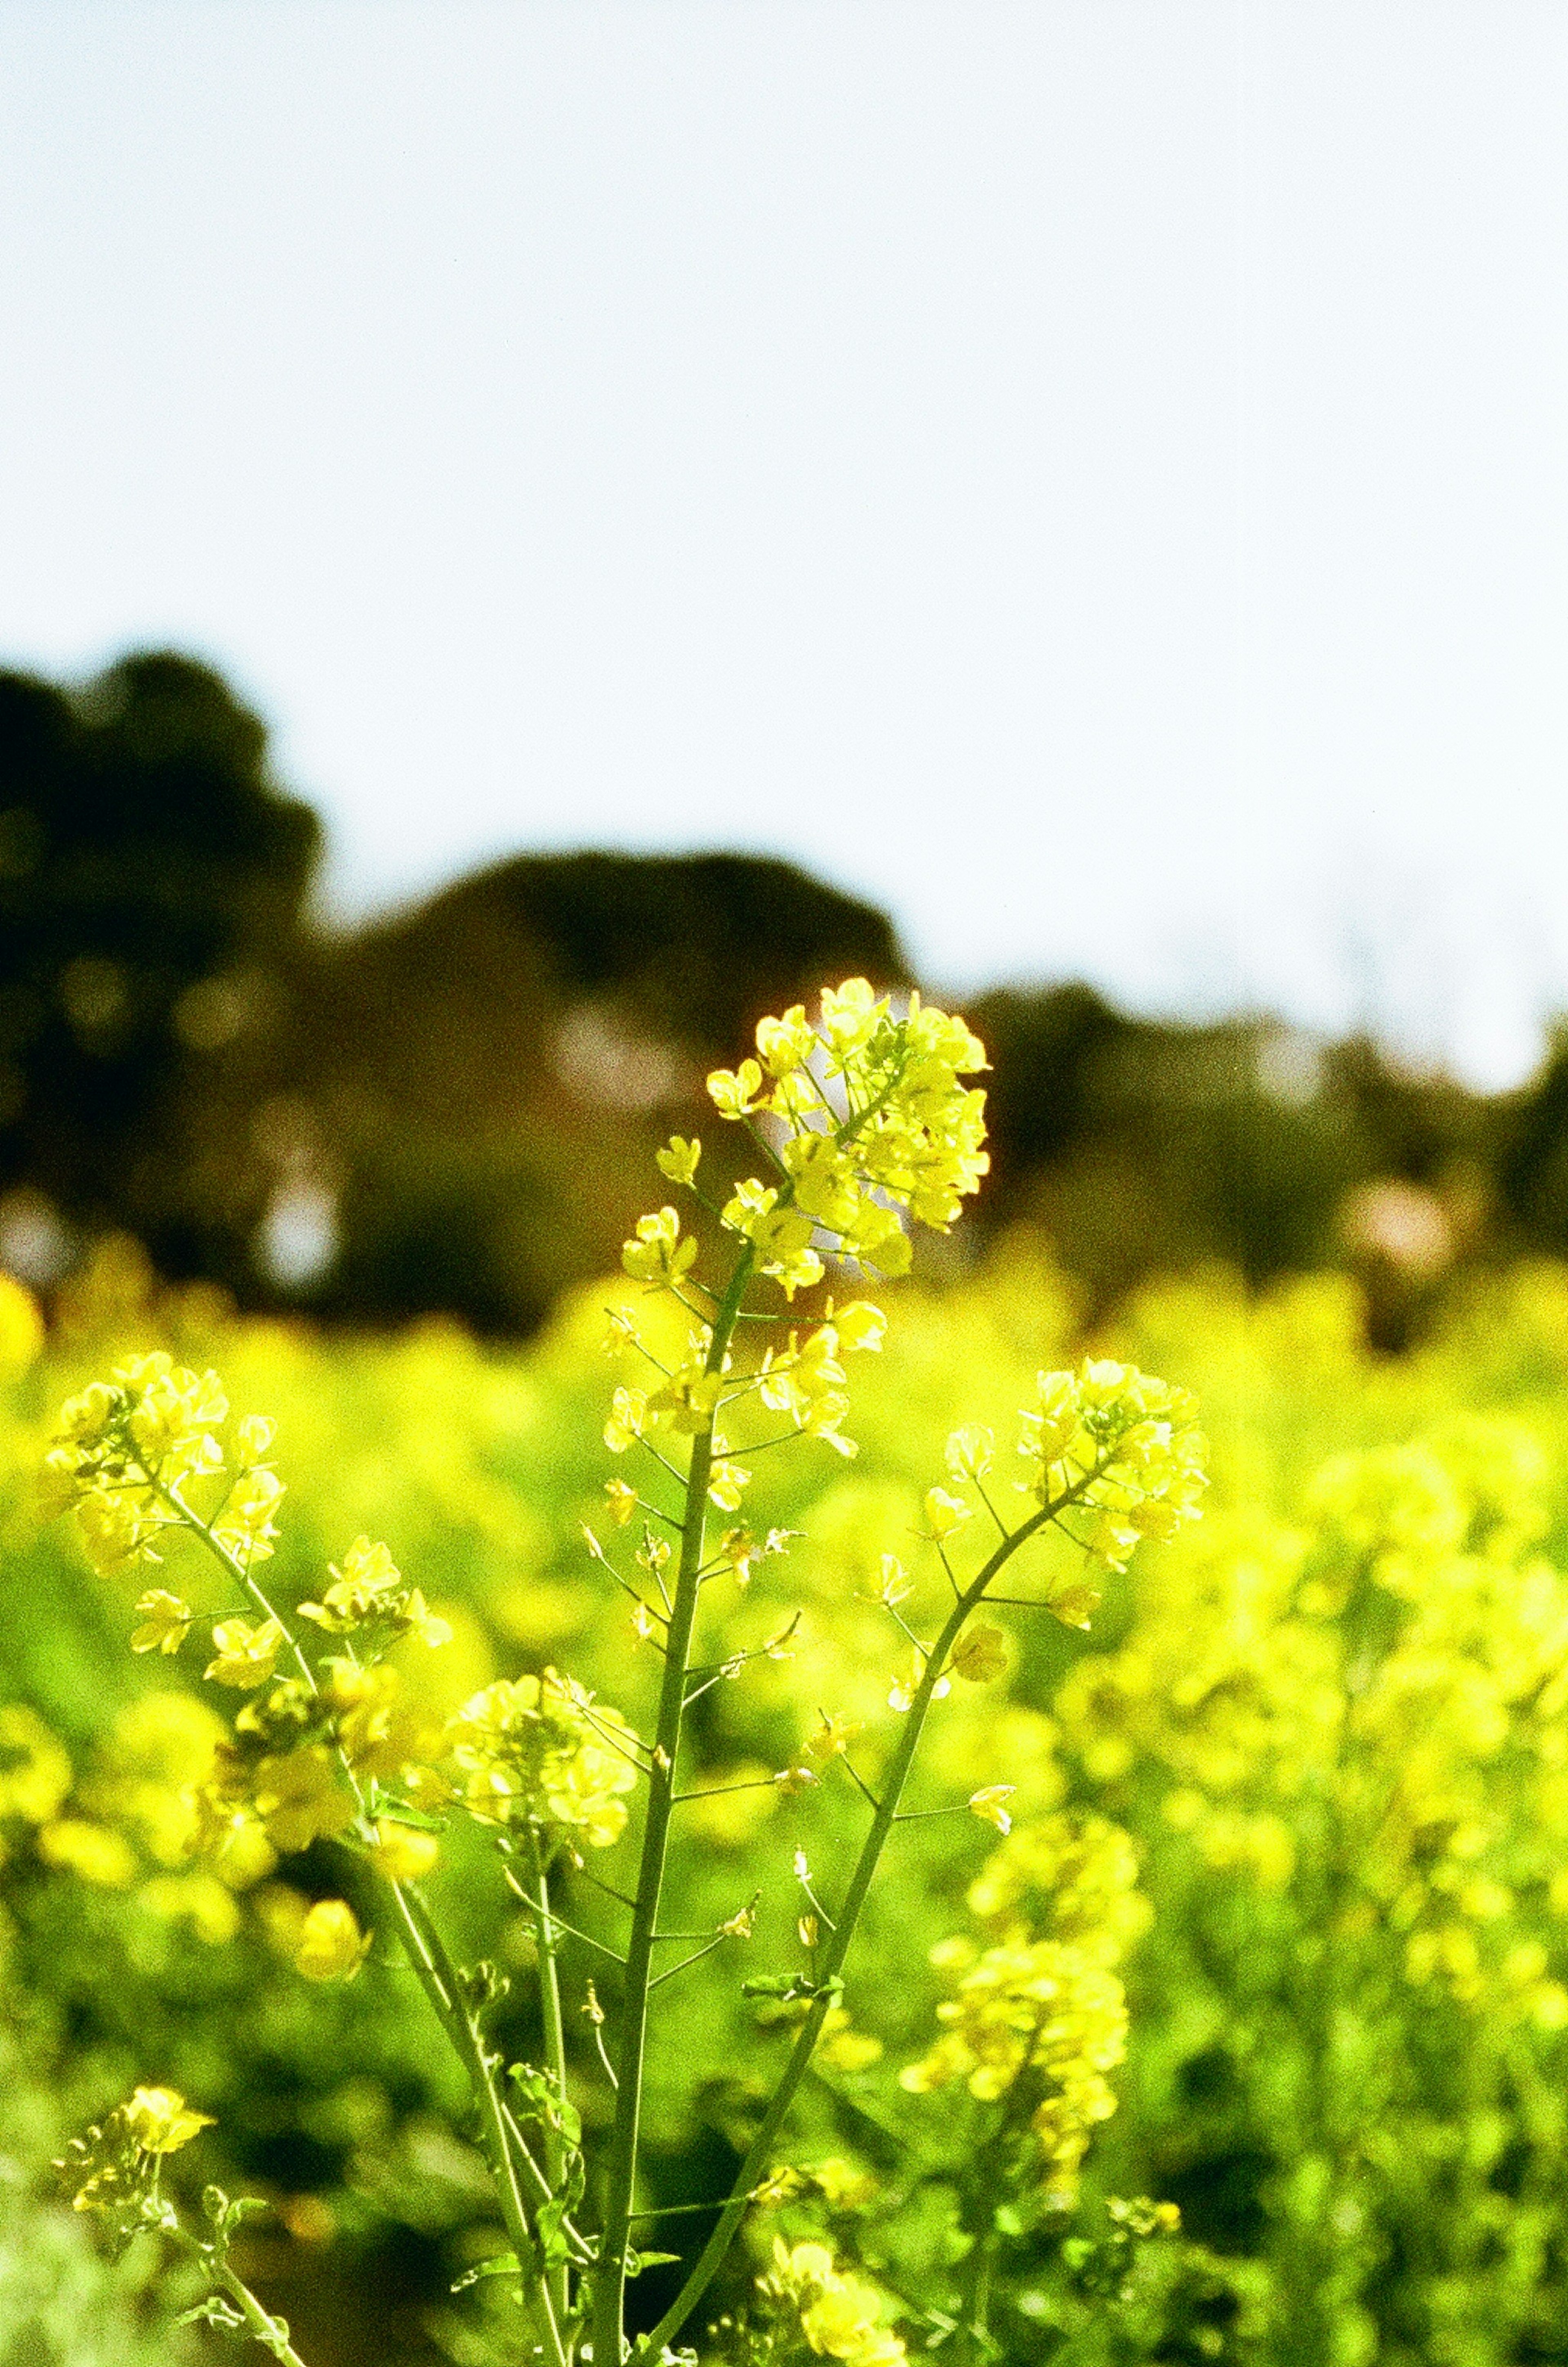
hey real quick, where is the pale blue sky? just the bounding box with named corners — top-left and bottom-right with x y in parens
top-left (2, 2), bottom-right (1566, 1085)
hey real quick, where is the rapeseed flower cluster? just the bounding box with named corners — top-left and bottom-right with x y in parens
top-left (298, 1535), bottom-right (452, 1650)
top-left (1016, 1359), bottom-right (1209, 1578)
top-left (1054, 1420), bottom-right (1568, 2024)
top-left (56, 2084), bottom-right (212, 2229)
top-left (446, 1667), bottom-right (640, 1848)
top-left (899, 1939), bottom-right (1128, 2209)
top-left (756, 2238), bottom-right (908, 2365)
top-left (900, 1812), bottom-right (1146, 2210)
top-left (701, 979), bottom-right (989, 1288)
top-left (45, 1353), bottom-right (283, 1577)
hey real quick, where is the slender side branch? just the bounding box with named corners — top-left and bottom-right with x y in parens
top-left (171, 2229), bottom-right (310, 2367)
top-left (639, 1490), bottom-right (1078, 2360)
top-left (591, 1241), bottom-right (757, 2364)
top-left (387, 1881), bottom-right (568, 2367)
top-left (526, 1825), bottom-right (573, 2323)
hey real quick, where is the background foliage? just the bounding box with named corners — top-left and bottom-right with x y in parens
top-left (9, 648), bottom-right (1568, 2362)
top-left (7, 651), bottom-right (1568, 1344)
top-left (8, 1233), bottom-right (1568, 2361)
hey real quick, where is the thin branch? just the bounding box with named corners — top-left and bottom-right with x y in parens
top-left (502, 1866), bottom-right (627, 1965)
top-left (672, 1776), bottom-right (779, 1805)
top-left (973, 1474), bottom-right (1010, 1542)
top-left (574, 1865), bottom-right (639, 1913)
top-left (628, 2196), bottom-right (733, 2221)
top-left (837, 1757), bottom-right (883, 1814)
top-left (649, 1933), bottom-right (730, 1989)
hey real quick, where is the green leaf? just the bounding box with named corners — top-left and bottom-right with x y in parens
top-left (451, 2251), bottom-right (522, 2293)
top-left (176, 2293), bottom-right (247, 2331)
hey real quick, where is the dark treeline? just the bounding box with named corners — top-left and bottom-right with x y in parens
top-left (2, 650), bottom-right (1564, 1340)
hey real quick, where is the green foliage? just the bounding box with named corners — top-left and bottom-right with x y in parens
top-left (0, 653), bottom-right (321, 1277)
top-left (16, 1167), bottom-right (1568, 2355)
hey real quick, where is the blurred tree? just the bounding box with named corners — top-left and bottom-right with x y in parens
top-left (291, 851), bottom-right (910, 1331)
top-left (1497, 1025), bottom-right (1568, 1252)
top-left (0, 652), bottom-right (320, 1277)
top-left (0, 647), bottom-right (1541, 1342)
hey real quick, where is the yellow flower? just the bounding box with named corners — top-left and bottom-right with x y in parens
top-left (621, 1207), bottom-right (698, 1287)
top-left (398, 1587), bottom-right (454, 1649)
top-left (370, 1819), bottom-right (441, 1883)
top-left (129, 1589), bottom-right (194, 1656)
top-left (75, 1488), bottom-right (161, 1577)
top-left (805, 1712), bottom-right (864, 1762)
top-left (122, 2086), bottom-right (214, 2155)
top-left (969, 1786), bottom-right (1017, 1835)
top-left (655, 1134), bottom-right (702, 1184)
top-left (298, 1536), bottom-right (403, 1632)
top-left (604, 1386), bottom-right (649, 1454)
top-left (708, 1459), bottom-right (752, 1511)
top-left (37, 1818), bottom-right (137, 1887)
top-left (951, 1625), bottom-right (1008, 1683)
top-left (888, 1649), bottom-right (951, 1716)
top-left (945, 1425), bottom-right (993, 1480)
top-left (604, 1478), bottom-right (639, 1525)
top-left (755, 1005), bottom-right (817, 1077)
top-left (832, 1300), bottom-right (887, 1353)
top-left (251, 1746), bottom-right (356, 1854)
top-left (0, 1705), bottom-right (72, 1823)
top-left (706, 1059), bottom-right (765, 1117)
top-left (204, 1616), bottom-right (286, 1689)
top-left (447, 1667), bottom-right (639, 1847)
top-left (210, 1466), bottom-right (285, 1564)
top-left (292, 1898), bottom-right (372, 1982)
top-left (922, 1487), bottom-right (971, 1541)
top-left (759, 2236), bottom-right (906, 2365)
top-left (235, 1413), bottom-right (277, 1464)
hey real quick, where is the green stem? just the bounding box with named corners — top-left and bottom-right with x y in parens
top-left (158, 1465), bottom-right (566, 2356)
top-left (527, 1824), bottom-right (573, 2325)
top-left (151, 1475), bottom-right (321, 1702)
top-left (212, 2263), bottom-right (311, 2367)
top-left (639, 1491), bottom-right (1073, 2360)
top-left (389, 1881), bottom-right (569, 2367)
top-left (592, 1242), bottom-right (757, 2364)
top-left (147, 1458), bottom-right (581, 2354)
top-left (171, 2230), bottom-right (310, 2367)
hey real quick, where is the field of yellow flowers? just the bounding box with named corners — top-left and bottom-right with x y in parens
top-left (8, 1222), bottom-right (1568, 2365)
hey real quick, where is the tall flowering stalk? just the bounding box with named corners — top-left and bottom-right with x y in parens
top-left (41, 979), bottom-right (1205, 2367)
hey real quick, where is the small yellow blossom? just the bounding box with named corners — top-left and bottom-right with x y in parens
top-left (708, 1459), bottom-right (751, 1511)
top-left (122, 2087), bottom-right (214, 2155)
top-left (370, 1819), bottom-right (441, 1883)
top-left (945, 1426), bottom-right (994, 1480)
top-left (755, 1005), bottom-right (817, 1077)
top-left (950, 1625), bottom-right (1008, 1684)
top-left (604, 1387), bottom-right (649, 1454)
top-left (604, 1478), bottom-right (639, 1525)
top-left (922, 1487), bottom-right (971, 1541)
top-left (706, 1059), bottom-right (765, 1117)
top-left (622, 1207), bottom-right (698, 1288)
top-left (655, 1134), bottom-right (702, 1185)
top-left (832, 1300), bottom-right (887, 1353)
top-left (204, 1616), bottom-right (286, 1690)
top-left (293, 1898), bottom-right (372, 1982)
top-left (129, 1588), bottom-right (194, 1656)
top-left (888, 1649), bottom-right (951, 1716)
top-left (968, 1786), bottom-right (1017, 1835)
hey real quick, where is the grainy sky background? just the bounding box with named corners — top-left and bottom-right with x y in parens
top-left (2, 1), bottom-right (1565, 1086)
